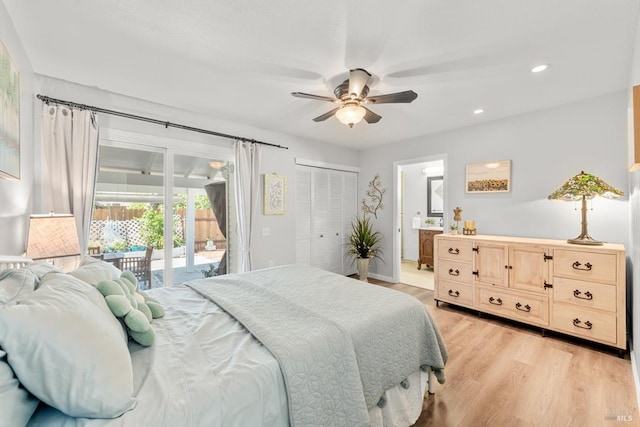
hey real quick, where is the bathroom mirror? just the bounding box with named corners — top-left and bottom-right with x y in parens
top-left (427, 176), bottom-right (444, 217)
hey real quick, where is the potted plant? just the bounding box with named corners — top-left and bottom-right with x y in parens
top-left (346, 215), bottom-right (383, 282)
top-left (201, 263), bottom-right (219, 278)
top-left (425, 218), bottom-right (436, 226)
top-left (450, 224), bottom-right (459, 235)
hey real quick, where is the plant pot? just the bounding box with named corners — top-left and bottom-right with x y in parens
top-left (357, 257), bottom-right (370, 282)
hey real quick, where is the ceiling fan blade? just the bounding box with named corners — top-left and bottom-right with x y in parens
top-left (291, 92), bottom-right (339, 103)
top-left (348, 68), bottom-right (371, 100)
top-left (365, 90), bottom-right (418, 104)
top-left (362, 107), bottom-right (381, 124)
top-left (313, 107), bottom-right (341, 122)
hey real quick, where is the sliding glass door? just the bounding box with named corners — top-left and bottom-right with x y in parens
top-left (90, 140), bottom-right (231, 288)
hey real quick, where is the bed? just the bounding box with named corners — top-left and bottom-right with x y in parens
top-left (0, 257), bottom-right (447, 427)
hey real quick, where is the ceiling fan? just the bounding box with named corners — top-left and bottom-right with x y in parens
top-left (291, 68), bottom-right (418, 128)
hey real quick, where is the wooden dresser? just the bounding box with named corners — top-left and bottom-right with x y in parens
top-left (434, 234), bottom-right (627, 351)
top-left (418, 228), bottom-right (443, 270)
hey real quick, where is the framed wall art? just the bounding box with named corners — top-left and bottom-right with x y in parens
top-left (466, 160), bottom-right (511, 193)
top-left (264, 173), bottom-right (286, 215)
top-left (0, 38), bottom-right (20, 180)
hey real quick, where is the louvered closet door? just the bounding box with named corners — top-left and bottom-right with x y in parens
top-left (295, 166), bottom-right (311, 265)
top-left (311, 168), bottom-right (331, 271)
top-left (295, 165), bottom-right (357, 275)
top-left (342, 172), bottom-right (358, 275)
top-left (329, 171), bottom-right (344, 274)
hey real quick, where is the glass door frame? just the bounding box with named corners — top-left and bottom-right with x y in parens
top-left (99, 128), bottom-right (234, 286)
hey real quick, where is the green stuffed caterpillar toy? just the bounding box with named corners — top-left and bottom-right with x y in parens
top-left (96, 271), bottom-right (165, 346)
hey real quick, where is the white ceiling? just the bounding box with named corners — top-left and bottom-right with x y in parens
top-left (5, 0), bottom-right (640, 150)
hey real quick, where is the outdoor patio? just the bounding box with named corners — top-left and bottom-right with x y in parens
top-left (148, 249), bottom-right (225, 288)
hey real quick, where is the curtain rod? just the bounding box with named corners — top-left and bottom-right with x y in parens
top-left (36, 94), bottom-right (289, 150)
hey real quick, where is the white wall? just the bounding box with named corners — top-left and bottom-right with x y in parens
top-left (627, 8), bottom-right (640, 402)
top-left (402, 164), bottom-right (426, 261)
top-left (0, 1), bottom-right (34, 255)
top-left (32, 75), bottom-right (360, 270)
top-left (359, 92), bottom-right (630, 281)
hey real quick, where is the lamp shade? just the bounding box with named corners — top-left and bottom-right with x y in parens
top-left (548, 171), bottom-right (623, 245)
top-left (26, 214), bottom-right (80, 260)
top-left (335, 104), bottom-right (366, 127)
top-left (548, 171), bottom-right (623, 201)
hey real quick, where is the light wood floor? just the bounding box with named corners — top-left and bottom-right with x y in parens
top-left (369, 279), bottom-right (639, 427)
top-left (400, 259), bottom-right (434, 291)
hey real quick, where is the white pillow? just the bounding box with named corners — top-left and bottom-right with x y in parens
top-left (0, 274), bottom-right (136, 418)
top-left (68, 255), bottom-right (121, 286)
top-left (0, 269), bottom-right (38, 306)
top-left (0, 349), bottom-right (39, 427)
top-left (26, 262), bottom-right (64, 283)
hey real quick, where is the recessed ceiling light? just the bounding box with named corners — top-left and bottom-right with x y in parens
top-left (531, 64), bottom-right (549, 73)
top-left (473, 109), bottom-right (484, 115)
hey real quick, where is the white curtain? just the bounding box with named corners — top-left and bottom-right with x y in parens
top-left (41, 104), bottom-right (99, 254)
top-left (234, 141), bottom-right (262, 272)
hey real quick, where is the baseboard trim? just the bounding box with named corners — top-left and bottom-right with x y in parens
top-left (368, 272), bottom-right (394, 283)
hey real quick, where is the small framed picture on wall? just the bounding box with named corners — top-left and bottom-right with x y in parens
top-left (264, 174), bottom-right (286, 215)
top-left (466, 160), bottom-right (511, 193)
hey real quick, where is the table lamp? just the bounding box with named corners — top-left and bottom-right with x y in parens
top-left (26, 213), bottom-right (81, 260)
top-left (548, 171), bottom-right (623, 245)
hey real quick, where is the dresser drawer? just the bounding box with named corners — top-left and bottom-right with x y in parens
top-left (551, 303), bottom-right (617, 345)
top-left (553, 249), bottom-right (617, 285)
top-left (437, 279), bottom-right (473, 307)
top-left (475, 286), bottom-right (549, 326)
top-left (437, 259), bottom-right (474, 282)
top-left (436, 238), bottom-right (474, 262)
top-left (553, 277), bottom-right (616, 312)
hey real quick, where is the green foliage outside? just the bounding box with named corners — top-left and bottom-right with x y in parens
top-left (201, 263), bottom-right (219, 278)
top-left (138, 206), bottom-right (185, 249)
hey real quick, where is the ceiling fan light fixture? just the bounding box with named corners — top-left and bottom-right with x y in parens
top-left (335, 104), bottom-right (366, 128)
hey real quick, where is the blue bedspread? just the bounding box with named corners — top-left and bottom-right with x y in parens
top-left (187, 264), bottom-right (447, 427)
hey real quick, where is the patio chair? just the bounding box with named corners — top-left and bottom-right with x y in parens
top-left (88, 246), bottom-right (103, 259)
top-left (119, 245), bottom-right (154, 289)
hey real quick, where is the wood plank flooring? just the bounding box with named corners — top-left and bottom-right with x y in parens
top-left (368, 279), bottom-right (638, 427)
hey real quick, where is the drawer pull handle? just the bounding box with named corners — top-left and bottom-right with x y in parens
top-left (448, 248), bottom-right (460, 255)
top-left (448, 268), bottom-right (460, 276)
top-left (489, 297), bottom-right (503, 305)
top-left (448, 289), bottom-right (460, 297)
top-left (573, 289), bottom-right (593, 300)
top-left (572, 261), bottom-right (592, 271)
top-left (572, 318), bottom-right (593, 330)
top-left (515, 302), bottom-right (531, 312)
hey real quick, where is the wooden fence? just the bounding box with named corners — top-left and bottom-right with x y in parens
top-left (92, 207), bottom-right (226, 250)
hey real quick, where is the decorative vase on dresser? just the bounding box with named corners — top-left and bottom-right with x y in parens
top-left (433, 234), bottom-right (626, 353)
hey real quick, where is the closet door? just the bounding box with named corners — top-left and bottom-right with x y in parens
top-left (329, 171), bottom-right (344, 274)
top-left (295, 166), bottom-right (311, 265)
top-left (342, 172), bottom-right (358, 275)
top-left (311, 168), bottom-right (331, 271)
top-left (295, 165), bottom-right (357, 275)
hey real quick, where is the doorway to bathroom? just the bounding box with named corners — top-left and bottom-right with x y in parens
top-left (393, 154), bottom-right (447, 290)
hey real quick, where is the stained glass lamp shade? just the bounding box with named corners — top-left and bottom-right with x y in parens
top-left (548, 171), bottom-right (623, 245)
